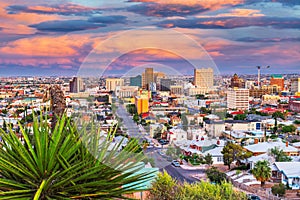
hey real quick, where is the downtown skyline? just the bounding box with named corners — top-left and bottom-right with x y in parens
top-left (0, 0), bottom-right (300, 76)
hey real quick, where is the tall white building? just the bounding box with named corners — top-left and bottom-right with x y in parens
top-left (194, 68), bottom-right (214, 88)
top-left (291, 77), bottom-right (300, 95)
top-left (106, 78), bottom-right (124, 92)
top-left (227, 88), bottom-right (249, 110)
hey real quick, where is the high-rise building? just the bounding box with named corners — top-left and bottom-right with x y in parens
top-left (194, 68), bottom-right (214, 88)
top-left (291, 77), bottom-right (300, 95)
top-left (230, 74), bottom-right (245, 88)
top-left (270, 75), bottom-right (284, 91)
top-left (69, 77), bottom-right (85, 93)
top-left (105, 78), bottom-right (124, 92)
top-left (129, 75), bottom-right (142, 87)
top-left (135, 96), bottom-right (149, 114)
top-left (227, 88), bottom-right (249, 110)
top-left (160, 78), bottom-right (175, 91)
top-left (143, 68), bottom-right (154, 90)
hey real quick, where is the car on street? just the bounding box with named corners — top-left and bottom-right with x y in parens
top-left (247, 194), bottom-right (260, 200)
top-left (158, 139), bottom-right (169, 145)
top-left (171, 160), bottom-right (180, 167)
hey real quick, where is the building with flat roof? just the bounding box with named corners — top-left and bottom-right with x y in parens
top-left (194, 68), bottom-right (214, 88)
top-left (291, 77), bottom-right (300, 95)
top-left (129, 75), bottom-right (142, 87)
top-left (270, 74), bottom-right (284, 91)
top-left (69, 77), bottom-right (85, 93)
top-left (105, 78), bottom-right (124, 92)
top-left (227, 88), bottom-right (249, 110)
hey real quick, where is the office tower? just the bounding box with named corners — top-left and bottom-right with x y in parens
top-left (129, 75), bottom-right (142, 87)
top-left (135, 96), bottom-right (149, 114)
top-left (291, 77), bottom-right (300, 95)
top-left (194, 68), bottom-right (214, 88)
top-left (144, 68), bottom-right (154, 90)
top-left (105, 78), bottom-right (124, 92)
top-left (160, 78), bottom-right (176, 91)
top-left (227, 88), bottom-right (249, 110)
top-left (270, 75), bottom-right (284, 91)
top-left (69, 77), bottom-right (85, 93)
top-left (230, 74), bottom-right (245, 88)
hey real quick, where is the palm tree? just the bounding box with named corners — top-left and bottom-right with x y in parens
top-left (272, 111), bottom-right (285, 134)
top-left (0, 115), bottom-right (154, 199)
top-left (252, 160), bottom-right (271, 187)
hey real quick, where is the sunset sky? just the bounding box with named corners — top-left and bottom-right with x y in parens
top-left (0, 0), bottom-right (299, 76)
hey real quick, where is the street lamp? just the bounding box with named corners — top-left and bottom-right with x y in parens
top-left (256, 66), bottom-right (270, 89)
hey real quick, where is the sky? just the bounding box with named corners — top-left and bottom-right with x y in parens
top-left (0, 0), bottom-right (299, 76)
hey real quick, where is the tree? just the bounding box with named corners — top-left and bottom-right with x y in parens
top-left (294, 120), bottom-right (300, 125)
top-left (221, 142), bottom-right (252, 169)
top-left (252, 160), bottom-right (271, 187)
top-left (204, 153), bottom-right (213, 166)
top-left (178, 181), bottom-right (246, 200)
top-left (133, 113), bottom-right (139, 123)
top-left (281, 125), bottom-right (296, 134)
top-left (149, 171), bottom-right (178, 200)
top-left (0, 115), bottom-right (153, 199)
top-left (126, 104), bottom-right (137, 115)
top-left (149, 171), bottom-right (247, 200)
top-left (206, 167), bottom-right (226, 184)
top-left (272, 111), bottom-right (285, 134)
top-left (234, 114), bottom-right (246, 120)
top-left (270, 147), bottom-right (292, 162)
top-left (271, 183), bottom-right (286, 197)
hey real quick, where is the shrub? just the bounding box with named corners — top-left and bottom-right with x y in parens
top-left (206, 167), bottom-right (227, 184)
top-left (271, 183), bottom-right (286, 197)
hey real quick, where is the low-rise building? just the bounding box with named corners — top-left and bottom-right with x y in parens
top-left (244, 141), bottom-right (299, 156)
top-left (271, 162), bottom-right (300, 190)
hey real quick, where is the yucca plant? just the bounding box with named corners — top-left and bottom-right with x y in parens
top-left (0, 115), bottom-right (154, 199)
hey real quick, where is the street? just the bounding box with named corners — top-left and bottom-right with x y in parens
top-left (115, 101), bottom-right (205, 183)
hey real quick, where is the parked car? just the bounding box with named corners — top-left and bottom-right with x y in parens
top-left (171, 160), bottom-right (180, 167)
top-left (158, 139), bottom-right (169, 145)
top-left (247, 194), bottom-right (260, 200)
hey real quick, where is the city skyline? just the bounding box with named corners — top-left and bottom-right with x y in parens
top-left (0, 0), bottom-right (300, 76)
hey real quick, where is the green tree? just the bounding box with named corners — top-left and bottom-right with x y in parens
top-left (294, 120), bottom-right (300, 125)
top-left (270, 147), bottom-right (292, 162)
top-left (126, 104), bottom-right (137, 115)
top-left (178, 181), bottom-right (246, 200)
top-left (272, 111), bottom-right (285, 134)
top-left (0, 115), bottom-right (153, 199)
top-left (149, 171), bottom-right (178, 200)
top-left (221, 142), bottom-right (252, 169)
top-left (149, 171), bottom-right (246, 200)
top-left (271, 183), bottom-right (286, 197)
top-left (206, 167), bottom-right (226, 184)
top-left (281, 125), bottom-right (296, 134)
top-left (252, 160), bottom-right (271, 187)
top-left (204, 153), bottom-right (213, 166)
top-left (133, 113), bottom-right (139, 123)
top-left (1, 109), bottom-right (8, 115)
top-left (234, 114), bottom-right (246, 120)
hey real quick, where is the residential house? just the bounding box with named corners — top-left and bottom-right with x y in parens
top-left (168, 128), bottom-right (187, 142)
top-left (244, 140), bottom-right (299, 156)
top-left (271, 162), bottom-right (300, 190)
